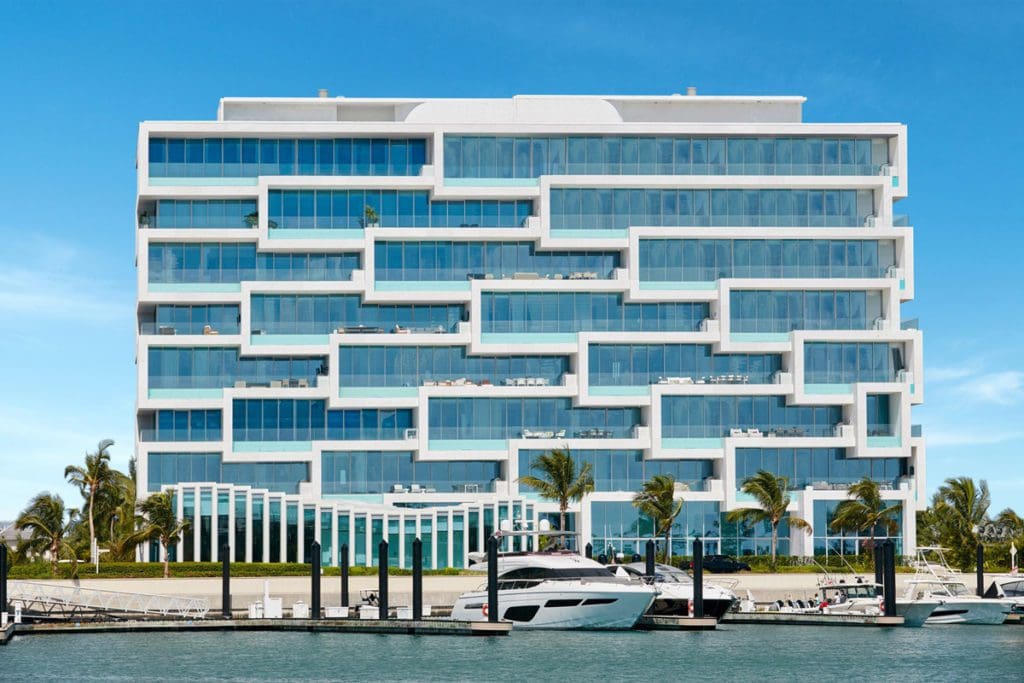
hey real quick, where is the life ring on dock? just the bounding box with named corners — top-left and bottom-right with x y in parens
top-left (482, 603), bottom-right (489, 617)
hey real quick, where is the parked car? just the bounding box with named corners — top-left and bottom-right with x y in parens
top-left (687, 555), bottom-right (752, 573)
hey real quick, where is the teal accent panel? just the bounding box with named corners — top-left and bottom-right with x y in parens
top-left (805, 384), bottom-right (854, 395)
top-left (428, 439), bottom-right (507, 451)
top-left (323, 494), bottom-right (385, 504)
top-left (662, 437), bottom-right (725, 449)
top-left (639, 281), bottom-right (717, 291)
top-left (148, 388), bottom-right (224, 399)
top-left (149, 283), bottom-right (242, 293)
top-left (374, 281), bottom-right (471, 292)
top-left (268, 229), bottom-right (364, 240)
top-left (251, 334), bottom-right (330, 346)
top-left (910, 383), bottom-right (915, 395)
top-left (340, 387), bottom-right (419, 398)
top-left (589, 386), bottom-right (650, 397)
top-left (736, 491), bottom-right (757, 503)
top-left (233, 441), bottom-right (313, 452)
top-left (899, 278), bottom-right (906, 290)
top-left (149, 177), bottom-right (258, 187)
top-left (443, 178), bottom-right (539, 188)
top-left (480, 333), bottom-right (577, 344)
top-left (549, 230), bottom-right (629, 239)
top-left (729, 333), bottom-right (790, 343)
top-left (891, 176), bottom-right (899, 188)
top-left (867, 436), bottom-right (901, 448)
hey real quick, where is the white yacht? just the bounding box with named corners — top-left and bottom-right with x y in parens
top-left (615, 562), bottom-right (737, 619)
top-left (813, 576), bottom-right (939, 627)
top-left (982, 575), bottom-right (1024, 616)
top-left (451, 551), bottom-right (657, 629)
top-left (904, 548), bottom-right (1014, 625)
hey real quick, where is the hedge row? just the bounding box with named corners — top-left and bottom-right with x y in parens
top-left (8, 562), bottom-right (469, 580)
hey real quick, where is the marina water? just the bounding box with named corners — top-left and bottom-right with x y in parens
top-left (3, 625), bottom-right (1022, 681)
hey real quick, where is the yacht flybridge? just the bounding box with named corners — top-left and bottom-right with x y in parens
top-left (451, 548), bottom-right (657, 630)
top-left (904, 548), bottom-right (1013, 625)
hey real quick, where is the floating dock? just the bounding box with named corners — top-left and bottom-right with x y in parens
top-left (2, 617), bottom-right (510, 642)
top-left (722, 612), bottom-right (904, 627)
top-left (635, 615), bottom-right (717, 631)
top-left (1, 623), bottom-right (13, 646)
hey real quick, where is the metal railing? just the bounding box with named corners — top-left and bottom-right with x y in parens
top-left (8, 581), bottom-right (210, 619)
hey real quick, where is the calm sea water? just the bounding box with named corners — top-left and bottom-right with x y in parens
top-left (2, 625), bottom-right (1022, 681)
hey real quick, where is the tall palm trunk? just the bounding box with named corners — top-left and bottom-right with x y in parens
top-left (664, 528), bottom-right (671, 564)
top-left (88, 487), bottom-right (96, 564)
top-left (771, 523), bottom-right (778, 570)
top-left (162, 538), bottom-right (170, 578)
top-left (50, 537), bottom-right (59, 576)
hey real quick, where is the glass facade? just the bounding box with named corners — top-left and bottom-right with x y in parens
top-left (146, 452), bottom-right (309, 493)
top-left (735, 448), bottom-right (907, 490)
top-left (590, 501), bottom-right (722, 557)
top-left (251, 294), bottom-right (463, 335)
top-left (148, 138), bottom-right (427, 177)
top-left (232, 399), bottom-right (413, 442)
top-left (144, 305), bottom-right (240, 335)
top-left (148, 244), bottom-right (359, 284)
top-left (322, 451), bottom-right (501, 494)
top-left (639, 239), bottom-right (896, 282)
top-left (148, 348), bottom-right (326, 389)
top-left (662, 395), bottom-right (843, 438)
top-left (374, 241), bottom-right (619, 281)
top-left (730, 290), bottom-right (883, 333)
top-left (444, 136), bottom-right (889, 178)
top-left (866, 394), bottom-right (896, 436)
top-left (269, 190), bottom-right (532, 229)
top-left (588, 344), bottom-right (781, 386)
top-left (141, 409), bottom-right (222, 442)
top-left (550, 189), bottom-right (874, 229)
top-left (150, 199), bottom-right (257, 229)
top-left (429, 398), bottom-right (639, 440)
top-left (813, 500), bottom-right (902, 556)
top-left (337, 346), bottom-right (567, 387)
top-left (804, 342), bottom-right (900, 384)
top-left (519, 450), bottom-right (713, 492)
top-left (481, 292), bottom-right (708, 334)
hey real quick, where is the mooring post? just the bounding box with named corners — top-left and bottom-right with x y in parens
top-left (977, 543), bottom-right (985, 597)
top-left (220, 543), bottom-right (231, 619)
top-left (882, 539), bottom-right (896, 616)
top-left (645, 539), bottom-right (655, 577)
top-left (340, 543), bottom-right (349, 608)
top-left (412, 538), bottom-right (423, 620)
top-left (311, 540), bottom-right (321, 620)
top-left (0, 543), bottom-right (8, 618)
top-left (692, 538), bottom-right (704, 619)
top-left (487, 535), bottom-right (498, 623)
top-left (584, 542), bottom-right (593, 559)
top-left (378, 540), bottom-right (389, 619)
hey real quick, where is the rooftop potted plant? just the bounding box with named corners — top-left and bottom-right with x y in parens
top-left (361, 205), bottom-right (380, 228)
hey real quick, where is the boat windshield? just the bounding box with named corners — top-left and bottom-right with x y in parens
top-left (501, 567), bottom-right (616, 581)
top-left (944, 582), bottom-right (973, 596)
top-left (823, 585), bottom-right (877, 599)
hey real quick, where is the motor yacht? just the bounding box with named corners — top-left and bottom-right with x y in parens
top-left (812, 575), bottom-right (939, 627)
top-left (451, 551), bottom-right (657, 629)
top-left (614, 562), bottom-right (737, 619)
top-left (904, 548), bottom-right (1014, 625)
top-left (982, 574), bottom-right (1024, 615)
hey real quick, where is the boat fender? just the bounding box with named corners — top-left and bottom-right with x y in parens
top-left (688, 599), bottom-right (693, 615)
top-left (482, 603), bottom-right (488, 617)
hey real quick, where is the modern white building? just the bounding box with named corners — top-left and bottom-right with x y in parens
top-left (136, 92), bottom-right (924, 567)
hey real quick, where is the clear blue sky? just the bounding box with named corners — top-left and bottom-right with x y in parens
top-left (1, 1), bottom-right (1021, 519)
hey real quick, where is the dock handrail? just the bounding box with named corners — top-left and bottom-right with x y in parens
top-left (8, 581), bottom-right (210, 619)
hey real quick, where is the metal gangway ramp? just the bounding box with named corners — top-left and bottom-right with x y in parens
top-left (8, 581), bottom-right (210, 620)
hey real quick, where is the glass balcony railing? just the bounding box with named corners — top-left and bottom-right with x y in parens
top-left (148, 375), bottom-right (322, 390)
top-left (139, 428), bottom-right (223, 442)
top-left (141, 322), bottom-right (241, 335)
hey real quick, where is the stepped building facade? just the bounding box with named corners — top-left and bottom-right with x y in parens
top-left (136, 92), bottom-right (923, 566)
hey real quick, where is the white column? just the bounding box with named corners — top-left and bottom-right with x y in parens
top-left (297, 502), bottom-right (304, 564)
top-left (245, 490), bottom-right (253, 563)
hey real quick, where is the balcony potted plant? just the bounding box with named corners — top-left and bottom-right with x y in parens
top-left (361, 205), bottom-right (380, 228)
top-left (244, 211), bottom-right (278, 229)
top-left (139, 211), bottom-right (152, 228)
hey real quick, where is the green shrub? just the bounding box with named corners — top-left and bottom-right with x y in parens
top-left (8, 561), bottom-right (473, 580)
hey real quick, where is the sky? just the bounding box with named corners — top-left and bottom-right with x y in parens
top-left (1, 0), bottom-right (1021, 519)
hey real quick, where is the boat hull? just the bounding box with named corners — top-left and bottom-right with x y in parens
top-left (925, 600), bottom-right (1012, 625)
top-left (451, 583), bottom-right (655, 630)
top-left (894, 600), bottom-right (940, 627)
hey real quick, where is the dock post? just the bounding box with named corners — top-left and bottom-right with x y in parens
top-left (1, 543), bottom-right (7, 618)
top-left (220, 543), bottom-right (231, 619)
top-left (692, 538), bottom-right (704, 618)
top-left (378, 540), bottom-right (389, 619)
top-left (976, 543), bottom-right (985, 597)
top-left (311, 540), bottom-right (321, 620)
top-left (487, 535), bottom-right (498, 623)
top-left (874, 546), bottom-right (884, 587)
top-left (645, 539), bottom-right (655, 577)
top-left (882, 539), bottom-right (896, 616)
top-left (585, 542), bottom-right (593, 559)
top-left (412, 538), bottom-right (423, 619)
top-left (340, 543), bottom-right (349, 608)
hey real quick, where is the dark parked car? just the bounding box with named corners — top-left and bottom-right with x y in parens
top-left (688, 555), bottom-right (751, 573)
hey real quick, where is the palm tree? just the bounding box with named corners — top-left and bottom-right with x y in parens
top-left (105, 472), bottom-right (150, 561)
top-left (517, 449), bottom-right (594, 540)
top-left (64, 439), bottom-right (116, 565)
top-left (935, 476), bottom-right (991, 570)
top-left (632, 474), bottom-right (685, 563)
top-left (726, 470), bottom-right (812, 569)
top-left (137, 491), bottom-right (190, 578)
top-left (829, 477), bottom-right (902, 557)
top-left (15, 493), bottom-right (79, 575)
